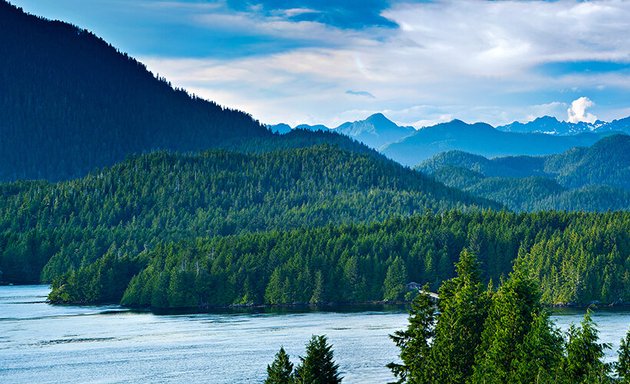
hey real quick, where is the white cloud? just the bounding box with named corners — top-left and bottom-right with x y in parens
top-left (139, 0), bottom-right (630, 127)
top-left (567, 97), bottom-right (598, 123)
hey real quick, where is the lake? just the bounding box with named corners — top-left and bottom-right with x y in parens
top-left (1, 285), bottom-right (629, 383)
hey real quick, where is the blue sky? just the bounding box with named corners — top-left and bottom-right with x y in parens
top-left (10, 0), bottom-right (630, 127)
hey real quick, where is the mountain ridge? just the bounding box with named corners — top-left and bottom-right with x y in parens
top-left (0, 0), bottom-right (272, 182)
top-left (415, 134), bottom-right (630, 211)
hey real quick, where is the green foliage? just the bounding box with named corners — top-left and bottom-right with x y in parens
top-left (266, 347), bottom-right (294, 384)
top-left (0, 144), bottom-right (493, 289)
top-left (617, 329), bottom-right (630, 382)
top-left (383, 257), bottom-right (408, 301)
top-left (0, 1), bottom-right (271, 182)
top-left (417, 135), bottom-right (630, 212)
top-left (390, 262), bottom-right (619, 383)
top-left (429, 249), bottom-right (489, 383)
top-left (36, 210), bottom-right (630, 308)
top-left (472, 271), bottom-right (563, 383)
top-left (294, 335), bottom-right (342, 384)
top-left (387, 285), bottom-right (436, 384)
top-left (563, 310), bottom-right (611, 383)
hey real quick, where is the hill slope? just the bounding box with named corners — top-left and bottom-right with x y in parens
top-left (0, 1), bottom-right (271, 182)
top-left (416, 135), bottom-right (630, 211)
top-left (0, 145), bottom-right (499, 284)
top-left (383, 119), bottom-right (619, 166)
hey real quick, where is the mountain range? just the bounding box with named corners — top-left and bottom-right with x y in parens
top-left (272, 114), bottom-right (630, 166)
top-left (268, 113), bottom-right (415, 150)
top-left (416, 134), bottom-right (630, 211)
top-left (496, 115), bottom-right (630, 135)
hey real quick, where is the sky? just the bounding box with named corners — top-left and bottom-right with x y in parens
top-left (9, 0), bottom-right (630, 128)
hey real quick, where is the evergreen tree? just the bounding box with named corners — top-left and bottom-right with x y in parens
top-left (294, 335), bottom-right (342, 384)
top-left (387, 285), bottom-right (436, 384)
top-left (383, 256), bottom-right (408, 302)
top-left (266, 347), bottom-right (294, 384)
top-left (563, 310), bottom-right (611, 383)
top-left (617, 329), bottom-right (630, 383)
top-left (428, 248), bottom-right (489, 383)
top-left (511, 311), bottom-right (565, 383)
top-left (472, 271), bottom-right (562, 383)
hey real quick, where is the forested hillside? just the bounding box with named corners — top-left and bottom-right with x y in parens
top-left (0, 145), bottom-right (496, 285)
top-left (0, 1), bottom-right (270, 182)
top-left (46, 211), bottom-right (630, 308)
top-left (416, 135), bottom-right (630, 211)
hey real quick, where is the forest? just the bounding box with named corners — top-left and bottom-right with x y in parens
top-left (0, 0), bottom-right (270, 182)
top-left (45, 210), bottom-right (630, 309)
top-left (0, 144), bottom-right (494, 285)
top-left (416, 135), bottom-right (630, 211)
top-left (387, 250), bottom-right (630, 384)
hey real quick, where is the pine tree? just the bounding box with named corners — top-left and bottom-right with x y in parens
top-left (387, 285), bottom-right (436, 384)
top-left (265, 347), bottom-right (294, 384)
top-left (617, 329), bottom-right (630, 383)
top-left (471, 271), bottom-right (562, 383)
top-left (563, 310), bottom-right (611, 383)
top-left (294, 335), bottom-right (342, 384)
top-left (383, 256), bottom-right (408, 302)
top-left (428, 248), bottom-right (489, 383)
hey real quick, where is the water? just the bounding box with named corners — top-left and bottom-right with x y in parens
top-left (1, 285), bottom-right (629, 383)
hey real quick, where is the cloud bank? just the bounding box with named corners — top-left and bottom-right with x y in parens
top-left (11, 0), bottom-right (630, 127)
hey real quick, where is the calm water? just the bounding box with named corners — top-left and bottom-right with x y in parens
top-left (1, 285), bottom-right (629, 383)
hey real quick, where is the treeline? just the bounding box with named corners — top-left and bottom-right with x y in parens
top-left (389, 250), bottom-right (630, 383)
top-left (46, 211), bottom-right (630, 308)
top-left (0, 145), bottom-right (492, 284)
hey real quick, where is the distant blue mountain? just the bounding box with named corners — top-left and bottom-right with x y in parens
top-left (269, 113), bottom-right (415, 149)
top-left (382, 119), bottom-right (621, 166)
top-left (497, 115), bottom-right (629, 135)
top-left (267, 123), bottom-right (292, 134)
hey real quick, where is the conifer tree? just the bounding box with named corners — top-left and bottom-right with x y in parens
top-left (387, 285), bottom-right (436, 384)
top-left (265, 347), bottom-right (294, 384)
top-left (563, 310), bottom-right (611, 383)
top-left (383, 257), bottom-right (408, 301)
top-left (617, 329), bottom-right (630, 383)
top-left (427, 248), bottom-right (489, 383)
top-left (294, 335), bottom-right (342, 384)
top-left (471, 271), bottom-right (562, 383)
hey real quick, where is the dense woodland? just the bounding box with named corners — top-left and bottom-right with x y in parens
top-left (0, 1), bottom-right (271, 181)
top-left (0, 145), bottom-right (494, 285)
top-left (44, 211), bottom-right (630, 309)
top-left (417, 135), bottom-right (630, 211)
top-left (389, 250), bottom-right (630, 384)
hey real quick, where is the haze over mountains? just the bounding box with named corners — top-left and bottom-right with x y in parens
top-left (497, 115), bottom-right (630, 135)
top-left (269, 113), bottom-right (415, 150)
top-left (273, 113), bottom-right (629, 166)
top-left (416, 135), bottom-right (630, 211)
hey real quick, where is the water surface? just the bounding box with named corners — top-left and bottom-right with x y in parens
top-left (1, 285), bottom-right (628, 383)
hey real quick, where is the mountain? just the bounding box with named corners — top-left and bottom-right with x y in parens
top-left (497, 115), bottom-right (630, 135)
top-left (416, 135), bottom-right (630, 211)
top-left (267, 123), bottom-right (292, 134)
top-left (272, 113), bottom-right (415, 150)
top-left (335, 113), bottom-right (415, 149)
top-left (0, 1), bottom-right (272, 182)
top-left (383, 119), bottom-right (620, 166)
